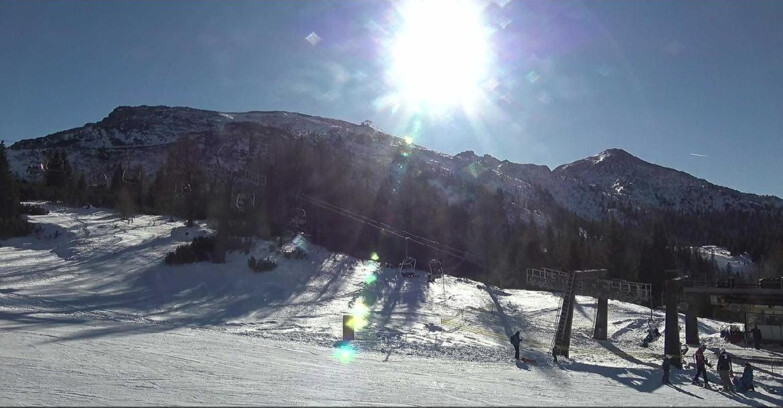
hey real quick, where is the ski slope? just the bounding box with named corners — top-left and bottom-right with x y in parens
top-left (1, 204), bottom-right (781, 406)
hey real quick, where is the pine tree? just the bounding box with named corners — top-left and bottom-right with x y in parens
top-left (0, 141), bottom-right (30, 239)
top-left (604, 219), bottom-right (629, 280)
top-left (0, 141), bottom-right (20, 219)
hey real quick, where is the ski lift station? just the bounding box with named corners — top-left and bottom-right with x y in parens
top-left (683, 279), bottom-right (783, 343)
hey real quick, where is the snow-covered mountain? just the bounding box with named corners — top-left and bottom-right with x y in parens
top-left (8, 105), bottom-right (783, 224)
top-left (554, 148), bottom-right (782, 215)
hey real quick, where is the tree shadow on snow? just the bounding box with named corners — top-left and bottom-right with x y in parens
top-left (2, 228), bottom-right (359, 344)
top-left (598, 341), bottom-right (658, 369)
top-left (364, 266), bottom-right (428, 332)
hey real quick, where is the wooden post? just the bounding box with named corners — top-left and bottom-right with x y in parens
top-left (343, 315), bottom-right (354, 341)
top-left (593, 297), bottom-right (608, 340)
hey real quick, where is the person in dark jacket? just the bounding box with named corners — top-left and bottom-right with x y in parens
top-left (661, 355), bottom-right (671, 385)
top-left (751, 325), bottom-right (762, 350)
top-left (736, 363), bottom-right (754, 392)
top-left (691, 344), bottom-right (712, 388)
top-left (716, 348), bottom-right (734, 392)
top-left (510, 331), bottom-right (521, 360)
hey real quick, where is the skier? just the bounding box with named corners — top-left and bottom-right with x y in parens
top-left (735, 363), bottom-right (754, 392)
top-left (661, 354), bottom-right (671, 385)
top-left (642, 330), bottom-right (654, 347)
top-left (691, 344), bottom-right (712, 388)
top-left (642, 327), bottom-right (660, 347)
top-left (510, 330), bottom-right (521, 360)
top-left (716, 348), bottom-right (734, 392)
top-left (751, 325), bottom-right (762, 350)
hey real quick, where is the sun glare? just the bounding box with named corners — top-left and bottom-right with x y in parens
top-left (389, 0), bottom-right (492, 113)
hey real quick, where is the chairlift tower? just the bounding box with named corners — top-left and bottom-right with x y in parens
top-left (526, 268), bottom-right (652, 359)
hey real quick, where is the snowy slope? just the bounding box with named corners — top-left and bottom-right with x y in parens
top-left (694, 245), bottom-right (755, 275)
top-left (1, 204), bottom-right (781, 405)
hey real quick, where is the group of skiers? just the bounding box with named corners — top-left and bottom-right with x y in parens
top-left (509, 328), bottom-right (756, 394)
top-left (669, 344), bottom-right (755, 393)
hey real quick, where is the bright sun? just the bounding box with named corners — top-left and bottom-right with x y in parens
top-left (389, 0), bottom-right (492, 113)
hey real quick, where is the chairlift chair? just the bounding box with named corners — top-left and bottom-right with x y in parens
top-left (428, 259), bottom-right (443, 282)
top-left (26, 161), bottom-right (45, 173)
top-left (44, 159), bottom-right (64, 173)
top-left (399, 237), bottom-right (417, 278)
top-left (122, 167), bottom-right (142, 184)
top-left (290, 207), bottom-right (306, 230)
top-left (88, 172), bottom-right (108, 188)
top-left (400, 256), bottom-right (417, 278)
top-left (235, 192), bottom-right (256, 211)
top-left (174, 183), bottom-right (192, 195)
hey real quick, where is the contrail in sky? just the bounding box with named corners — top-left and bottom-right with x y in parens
top-left (689, 153), bottom-right (708, 158)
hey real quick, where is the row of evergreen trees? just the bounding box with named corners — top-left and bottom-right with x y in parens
top-left (0, 141), bottom-right (32, 239)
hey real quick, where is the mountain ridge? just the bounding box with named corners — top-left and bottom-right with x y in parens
top-left (7, 105), bottom-right (782, 222)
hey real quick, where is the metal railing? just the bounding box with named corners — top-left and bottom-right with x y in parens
top-left (527, 268), bottom-right (651, 302)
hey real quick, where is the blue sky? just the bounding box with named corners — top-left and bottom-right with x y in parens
top-left (1, 0), bottom-right (781, 198)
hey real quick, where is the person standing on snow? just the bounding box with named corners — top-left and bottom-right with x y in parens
top-left (510, 330), bottom-right (521, 360)
top-left (716, 348), bottom-right (735, 392)
top-left (691, 344), bottom-right (712, 388)
top-left (661, 355), bottom-right (672, 385)
top-left (751, 325), bottom-right (762, 350)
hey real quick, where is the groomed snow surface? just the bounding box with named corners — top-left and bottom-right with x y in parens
top-left (1, 204), bottom-right (781, 406)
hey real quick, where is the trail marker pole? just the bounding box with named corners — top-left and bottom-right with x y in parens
top-left (342, 315), bottom-right (354, 341)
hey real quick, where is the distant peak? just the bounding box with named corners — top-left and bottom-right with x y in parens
top-left (588, 148), bottom-right (637, 164)
top-left (455, 150), bottom-right (478, 160)
top-left (600, 148), bottom-right (633, 157)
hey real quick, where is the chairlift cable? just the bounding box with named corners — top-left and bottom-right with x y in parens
top-left (309, 200), bottom-right (473, 263)
top-left (300, 194), bottom-right (472, 258)
top-left (298, 194), bottom-right (484, 269)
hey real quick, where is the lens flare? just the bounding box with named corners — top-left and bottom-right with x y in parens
top-left (350, 299), bottom-right (371, 331)
top-left (293, 234), bottom-right (307, 250)
top-left (333, 342), bottom-right (357, 364)
top-left (370, 252), bottom-right (380, 261)
top-left (365, 273), bottom-right (378, 285)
